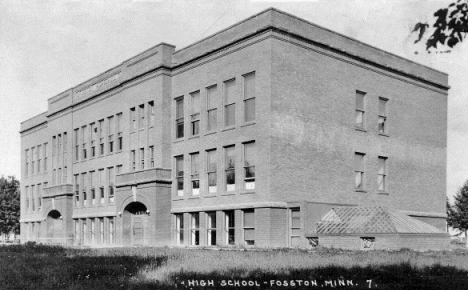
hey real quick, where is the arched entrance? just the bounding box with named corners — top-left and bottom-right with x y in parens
top-left (46, 210), bottom-right (63, 242)
top-left (122, 202), bottom-right (148, 246)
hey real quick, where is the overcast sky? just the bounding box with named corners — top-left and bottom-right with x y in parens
top-left (1, 0), bottom-right (466, 200)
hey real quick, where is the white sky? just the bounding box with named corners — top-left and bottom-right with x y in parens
top-left (1, 0), bottom-right (466, 200)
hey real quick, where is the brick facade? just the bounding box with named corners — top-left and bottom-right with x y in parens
top-left (19, 8), bottom-right (449, 249)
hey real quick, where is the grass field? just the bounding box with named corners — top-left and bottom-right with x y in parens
top-left (1, 243), bottom-right (468, 290)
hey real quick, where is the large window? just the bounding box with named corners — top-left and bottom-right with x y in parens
top-left (140, 148), bottom-right (145, 170)
top-left (31, 185), bottom-right (35, 211)
top-left (130, 107), bottom-right (136, 132)
top-left (354, 152), bottom-right (365, 190)
top-left (355, 91), bottom-right (366, 129)
top-left (31, 147), bottom-right (35, 175)
top-left (224, 80), bottom-right (236, 127)
top-left (99, 169), bottom-right (105, 204)
top-left (175, 97), bottom-right (184, 138)
top-left (108, 116), bottom-right (115, 153)
top-left (37, 145), bottom-right (41, 173)
top-left (139, 104), bottom-right (145, 130)
top-left (207, 150), bottom-right (217, 193)
top-left (191, 153), bottom-right (200, 195)
top-left (74, 174), bottom-right (80, 205)
top-left (149, 101), bottom-right (155, 127)
top-left (108, 217), bottom-right (115, 244)
top-left (175, 156), bottom-right (184, 196)
top-left (190, 213), bottom-right (200, 246)
top-left (99, 119), bottom-right (105, 156)
top-left (225, 211), bottom-right (235, 245)
top-left (378, 98), bottom-right (388, 134)
top-left (191, 92), bottom-right (200, 136)
top-left (90, 171), bottom-right (96, 205)
top-left (74, 129), bottom-right (79, 161)
top-left (206, 212), bottom-right (216, 246)
top-left (117, 113), bottom-right (123, 151)
top-left (378, 156), bottom-right (388, 192)
top-left (290, 208), bottom-right (301, 247)
top-left (149, 146), bottom-right (154, 168)
top-left (131, 150), bottom-right (136, 171)
top-left (25, 149), bottom-right (29, 177)
top-left (81, 125), bottom-right (87, 159)
top-left (243, 209), bottom-right (255, 246)
top-left (90, 123), bottom-right (96, 157)
top-left (206, 85), bottom-right (218, 131)
top-left (176, 214), bottom-right (184, 245)
top-left (243, 142), bottom-right (255, 190)
top-left (108, 167), bottom-right (115, 203)
top-left (81, 173), bottom-right (87, 205)
top-left (43, 143), bottom-right (48, 171)
top-left (225, 146), bottom-right (235, 192)
top-left (243, 73), bottom-right (256, 122)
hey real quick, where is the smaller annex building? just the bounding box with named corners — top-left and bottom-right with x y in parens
top-left (311, 207), bottom-right (449, 250)
top-left (20, 8), bottom-right (450, 250)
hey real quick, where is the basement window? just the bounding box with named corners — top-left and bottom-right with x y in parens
top-left (361, 237), bottom-right (375, 250)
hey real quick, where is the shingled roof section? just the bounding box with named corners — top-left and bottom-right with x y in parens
top-left (315, 206), bottom-right (445, 235)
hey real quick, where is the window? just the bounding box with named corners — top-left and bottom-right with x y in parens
top-left (225, 211), bottom-right (235, 245)
top-left (378, 156), bottom-right (387, 192)
top-left (149, 146), bottom-right (154, 168)
top-left (206, 212), bottom-right (216, 246)
top-left (224, 79), bottom-right (236, 127)
top-left (207, 150), bottom-right (217, 193)
top-left (131, 150), bottom-right (136, 171)
top-left (108, 217), bottom-right (115, 244)
top-left (176, 214), bottom-right (184, 245)
top-left (57, 168), bottom-right (62, 184)
top-left (99, 119), bottom-right (105, 155)
top-left (225, 146), bottom-right (235, 192)
top-left (40, 183), bottom-right (46, 209)
top-left (74, 128), bottom-right (79, 161)
top-left (116, 165), bottom-right (123, 174)
top-left (90, 171), bottom-right (96, 205)
top-left (82, 173), bottom-right (87, 205)
top-left (243, 209), bottom-right (255, 246)
top-left (139, 104), bottom-right (145, 130)
top-left (31, 147), bottom-right (35, 175)
top-left (190, 213), bottom-right (200, 246)
top-left (63, 166), bottom-right (67, 184)
top-left (99, 218), bottom-right (104, 243)
top-left (31, 185), bottom-right (35, 211)
top-left (175, 97), bottom-right (184, 138)
top-left (130, 107), bottom-right (136, 132)
top-left (99, 169), bottom-right (105, 204)
top-left (63, 132), bottom-right (68, 164)
top-left (82, 219), bottom-right (87, 244)
top-left (90, 218), bottom-right (96, 244)
top-left (191, 92), bottom-right (200, 136)
top-left (117, 113), bottom-right (123, 151)
top-left (354, 153), bottom-right (365, 190)
top-left (74, 220), bottom-right (80, 244)
top-left (191, 153), bottom-right (200, 195)
top-left (290, 208), bottom-right (301, 247)
top-left (243, 142), bottom-right (255, 190)
top-left (81, 125), bottom-right (87, 159)
top-left (52, 169), bottom-right (56, 185)
top-left (108, 167), bottom-right (115, 203)
top-left (206, 85), bottom-right (218, 131)
top-left (355, 91), bottom-right (366, 129)
top-left (243, 73), bottom-right (256, 122)
top-left (25, 186), bottom-right (29, 210)
top-left (361, 237), bottom-right (375, 249)
top-left (149, 101), bottom-right (155, 127)
top-left (74, 174), bottom-right (80, 205)
top-left (43, 143), bottom-right (48, 171)
top-left (108, 116), bottom-right (114, 153)
top-left (25, 149), bottom-right (29, 177)
top-left (52, 136), bottom-right (57, 157)
top-left (90, 123), bottom-right (96, 157)
top-left (140, 148), bottom-right (145, 170)
top-left (58, 134), bottom-right (62, 157)
top-left (37, 145), bottom-right (41, 173)
top-left (175, 156), bottom-right (184, 196)
top-left (378, 98), bottom-right (388, 134)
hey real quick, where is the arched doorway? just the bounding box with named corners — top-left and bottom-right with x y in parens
top-left (46, 210), bottom-right (63, 242)
top-left (122, 202), bottom-right (148, 246)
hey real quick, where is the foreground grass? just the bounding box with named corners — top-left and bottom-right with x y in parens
top-left (1, 244), bottom-right (468, 289)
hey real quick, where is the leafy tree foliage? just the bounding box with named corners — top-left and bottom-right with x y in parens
top-left (447, 180), bottom-right (468, 245)
top-left (414, 0), bottom-right (468, 51)
top-left (0, 176), bottom-right (20, 237)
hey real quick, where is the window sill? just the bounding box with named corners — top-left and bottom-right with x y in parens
top-left (203, 194), bottom-right (217, 198)
top-left (188, 196), bottom-right (201, 200)
top-left (378, 133), bottom-right (389, 137)
top-left (355, 189), bottom-right (367, 193)
top-left (241, 121), bottom-right (256, 128)
top-left (188, 135), bottom-right (200, 140)
top-left (204, 131), bottom-right (217, 136)
top-left (240, 190), bottom-right (256, 195)
top-left (355, 127), bottom-right (367, 132)
top-left (172, 196), bottom-right (185, 201)
top-left (378, 191), bottom-right (389, 195)
top-left (221, 192), bottom-right (236, 196)
top-left (173, 138), bottom-right (185, 144)
top-left (222, 126), bottom-right (236, 132)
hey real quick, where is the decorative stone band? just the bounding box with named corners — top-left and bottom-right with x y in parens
top-left (171, 202), bottom-right (288, 213)
top-left (401, 210), bottom-right (447, 218)
top-left (20, 218), bottom-right (45, 223)
top-left (75, 72), bottom-right (121, 99)
top-left (72, 212), bottom-right (117, 219)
